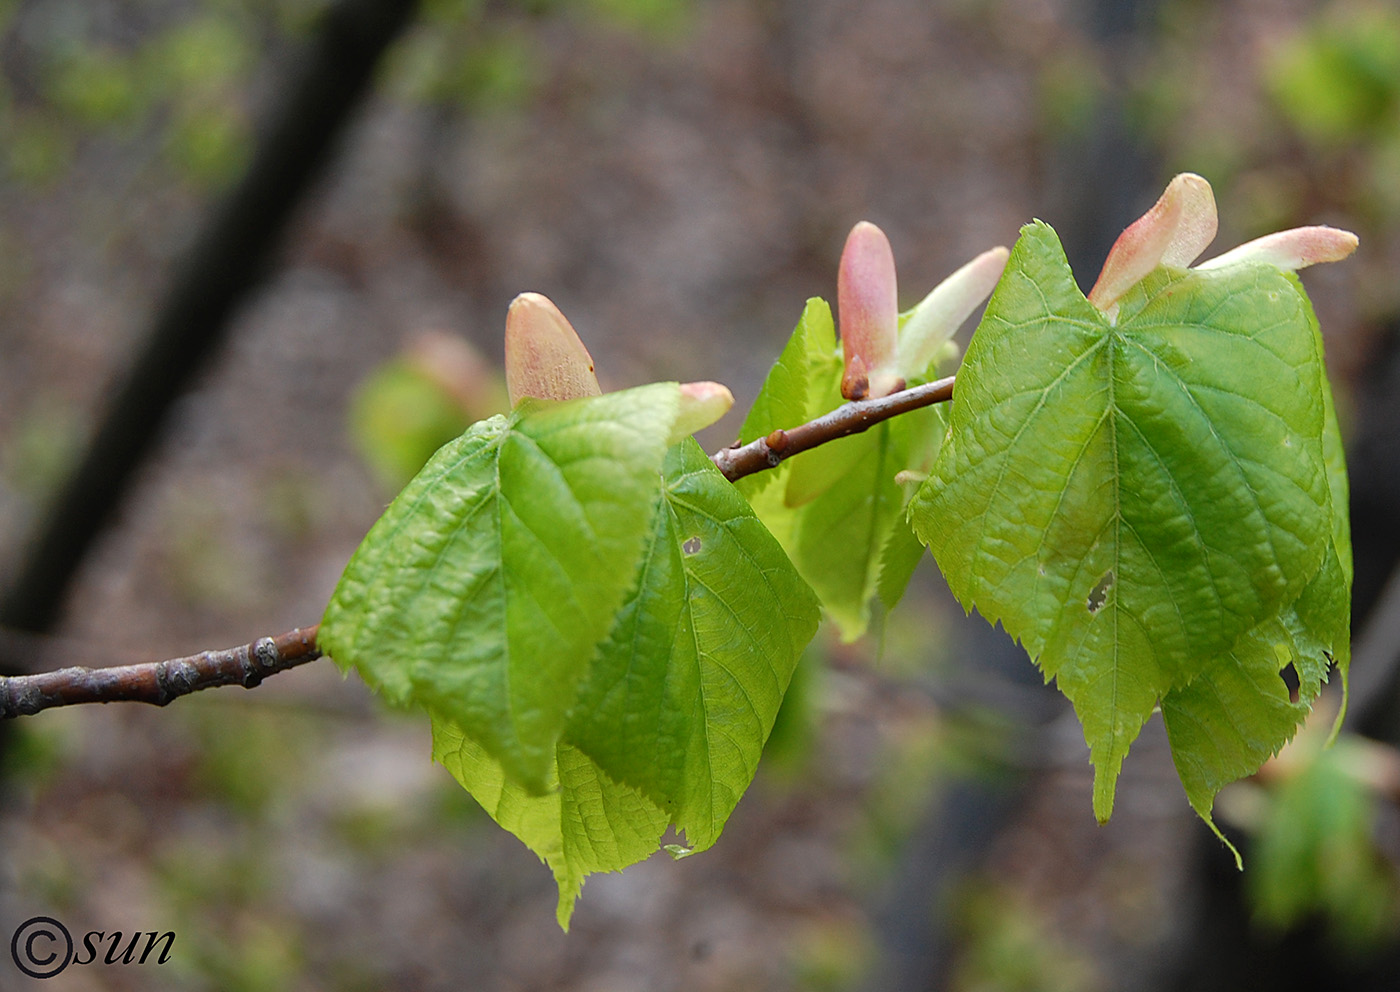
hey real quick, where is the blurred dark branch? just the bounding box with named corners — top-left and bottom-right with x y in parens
top-left (712, 375), bottom-right (955, 482)
top-left (0, 626), bottom-right (320, 718)
top-left (0, 0), bottom-right (420, 646)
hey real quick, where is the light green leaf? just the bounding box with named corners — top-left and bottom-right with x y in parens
top-left (568, 438), bottom-right (821, 849)
top-left (785, 415), bottom-right (920, 640)
top-left (737, 297), bottom-right (942, 638)
top-left (912, 221), bottom-right (1338, 821)
top-left (735, 298), bottom-right (836, 499)
top-left (432, 437), bottom-right (820, 927)
top-left (320, 383), bottom-right (680, 792)
top-left (432, 720), bottom-right (668, 930)
top-left (768, 345), bottom-right (944, 640)
top-left (1161, 377), bottom-right (1352, 839)
top-left (1248, 734), bottom-right (1394, 946)
top-left (877, 510), bottom-right (928, 611)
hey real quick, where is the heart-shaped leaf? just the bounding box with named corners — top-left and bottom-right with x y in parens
top-left (321, 383), bottom-right (681, 792)
top-left (911, 221), bottom-right (1342, 820)
top-left (432, 438), bottom-right (820, 927)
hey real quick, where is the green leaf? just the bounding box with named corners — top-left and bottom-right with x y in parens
top-left (912, 221), bottom-right (1338, 821)
top-left (320, 383), bottom-right (681, 792)
top-left (568, 438), bottom-right (821, 847)
top-left (432, 721), bottom-right (668, 930)
top-left (877, 509), bottom-right (929, 611)
top-left (1161, 377), bottom-right (1352, 841)
top-left (1158, 605), bottom-right (1328, 859)
top-left (735, 298), bottom-right (836, 499)
top-left (736, 297), bottom-right (941, 638)
top-left (349, 359), bottom-right (473, 490)
top-left (784, 413), bottom-right (928, 640)
top-left (431, 437), bottom-right (820, 927)
top-left (1248, 734), bottom-right (1395, 947)
top-left (734, 296), bottom-right (956, 637)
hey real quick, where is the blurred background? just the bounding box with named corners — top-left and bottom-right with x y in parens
top-left (1, 0), bottom-right (1399, 988)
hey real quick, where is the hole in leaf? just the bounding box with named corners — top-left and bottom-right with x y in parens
top-left (1087, 570), bottom-right (1115, 614)
top-left (1280, 662), bottom-right (1300, 703)
top-left (682, 537), bottom-right (702, 555)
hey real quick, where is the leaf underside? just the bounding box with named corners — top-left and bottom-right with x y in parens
top-left (911, 221), bottom-right (1350, 824)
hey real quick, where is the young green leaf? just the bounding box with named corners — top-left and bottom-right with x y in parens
top-left (320, 383), bottom-right (681, 793)
top-left (735, 298), bottom-right (837, 499)
top-left (432, 437), bottom-right (820, 928)
top-left (433, 722), bottom-right (669, 930)
top-left (911, 221), bottom-right (1340, 821)
top-left (738, 297), bottom-right (947, 639)
top-left (567, 438), bottom-right (821, 848)
top-left (1247, 731), bottom-right (1393, 946)
top-left (876, 506), bottom-right (929, 612)
top-left (783, 408), bottom-right (941, 639)
top-left (1161, 383), bottom-right (1352, 844)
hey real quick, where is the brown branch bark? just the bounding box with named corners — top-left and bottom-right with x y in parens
top-left (2, 374), bottom-right (958, 716)
top-left (0, 626), bottom-right (321, 719)
top-left (711, 374), bottom-right (956, 481)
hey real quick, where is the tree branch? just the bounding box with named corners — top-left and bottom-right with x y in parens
top-left (0, 626), bottom-right (321, 718)
top-left (2, 374), bottom-right (958, 716)
top-left (0, 0), bottom-right (420, 643)
top-left (711, 374), bottom-right (955, 481)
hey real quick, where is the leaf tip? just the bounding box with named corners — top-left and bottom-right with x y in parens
top-left (555, 888), bottom-right (580, 931)
top-left (1199, 809), bottom-right (1244, 870)
top-left (1325, 663), bottom-right (1350, 749)
top-left (1092, 760), bottom-right (1121, 824)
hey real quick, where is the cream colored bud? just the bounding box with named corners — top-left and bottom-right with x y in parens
top-left (897, 246), bottom-right (1009, 377)
top-left (1195, 226), bottom-right (1359, 272)
top-left (504, 292), bottom-right (603, 406)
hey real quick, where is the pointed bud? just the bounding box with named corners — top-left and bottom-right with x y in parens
top-left (1087, 173), bottom-right (1218, 319)
top-left (838, 221), bottom-right (900, 400)
top-left (1195, 225), bottom-right (1359, 272)
top-left (897, 246), bottom-right (1009, 377)
top-left (668, 381), bottom-right (735, 444)
top-left (504, 292), bottom-right (603, 406)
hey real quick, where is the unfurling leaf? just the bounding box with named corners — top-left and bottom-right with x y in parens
top-left (737, 298), bottom-right (946, 639)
